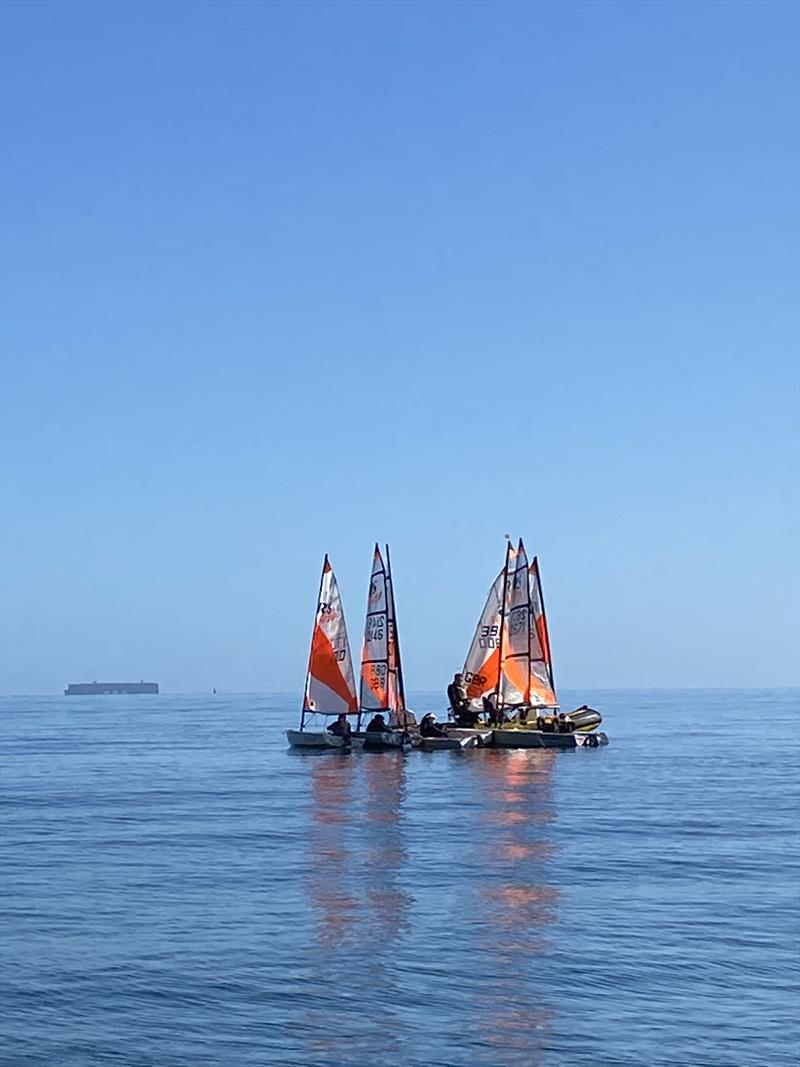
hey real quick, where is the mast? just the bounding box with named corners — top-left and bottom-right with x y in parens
top-left (521, 540), bottom-right (532, 707)
top-left (494, 539), bottom-right (514, 709)
top-left (499, 539), bottom-right (532, 709)
top-left (385, 543), bottom-right (407, 726)
top-left (533, 556), bottom-right (556, 696)
top-left (301, 554), bottom-right (328, 732)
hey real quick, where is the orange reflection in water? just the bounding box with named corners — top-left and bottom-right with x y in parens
top-left (301, 753), bottom-right (408, 1064)
top-left (306, 754), bottom-right (358, 949)
top-left (361, 753), bottom-right (413, 937)
top-left (484, 1004), bottom-right (554, 1051)
top-left (466, 747), bottom-right (562, 1062)
top-left (491, 841), bottom-right (557, 863)
top-left (483, 883), bottom-right (561, 930)
top-left (311, 755), bottom-right (353, 826)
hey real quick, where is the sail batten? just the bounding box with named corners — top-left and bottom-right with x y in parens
top-left (303, 555), bottom-right (358, 718)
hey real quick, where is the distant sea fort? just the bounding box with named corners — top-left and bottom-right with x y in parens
top-left (64, 681), bottom-right (159, 696)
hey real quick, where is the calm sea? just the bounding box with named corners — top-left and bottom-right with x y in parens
top-left (1, 689), bottom-right (798, 1066)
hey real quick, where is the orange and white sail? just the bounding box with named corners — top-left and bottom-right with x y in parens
top-left (463, 541), bottom-right (516, 702)
top-left (529, 556), bottom-right (558, 706)
top-left (360, 544), bottom-right (390, 712)
top-left (500, 539), bottom-right (532, 707)
top-left (303, 556), bottom-right (358, 716)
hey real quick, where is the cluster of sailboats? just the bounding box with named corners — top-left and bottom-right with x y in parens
top-left (286, 540), bottom-right (608, 753)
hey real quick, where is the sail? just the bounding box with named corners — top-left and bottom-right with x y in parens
top-left (385, 545), bottom-right (406, 719)
top-left (303, 556), bottom-right (358, 715)
top-left (500, 539), bottom-right (531, 707)
top-left (463, 542), bottom-right (516, 701)
top-left (529, 556), bottom-right (558, 706)
top-left (360, 544), bottom-right (390, 711)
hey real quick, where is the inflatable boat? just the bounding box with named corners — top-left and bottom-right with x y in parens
top-left (361, 730), bottom-right (413, 753)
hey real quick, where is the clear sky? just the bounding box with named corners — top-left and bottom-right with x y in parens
top-left (1, 0), bottom-right (798, 695)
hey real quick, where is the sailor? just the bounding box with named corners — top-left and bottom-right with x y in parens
top-left (557, 713), bottom-right (574, 734)
top-left (420, 713), bottom-right (448, 738)
top-left (366, 713), bottom-right (389, 734)
top-left (327, 713), bottom-right (352, 740)
top-left (482, 693), bottom-right (503, 726)
top-left (447, 673), bottom-right (479, 727)
top-left (518, 707), bottom-right (530, 725)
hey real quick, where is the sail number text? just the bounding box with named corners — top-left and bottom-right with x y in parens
top-left (479, 624), bottom-right (499, 649)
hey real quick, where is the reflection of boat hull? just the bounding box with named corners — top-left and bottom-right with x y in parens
top-left (286, 729), bottom-right (349, 749)
top-left (362, 731), bottom-right (412, 752)
top-left (420, 734), bottom-right (477, 751)
top-left (491, 728), bottom-right (577, 749)
top-left (576, 731), bottom-right (609, 747)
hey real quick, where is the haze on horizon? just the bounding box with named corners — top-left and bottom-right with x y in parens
top-left (1, 0), bottom-right (798, 696)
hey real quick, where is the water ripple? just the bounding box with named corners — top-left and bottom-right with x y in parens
top-left (1, 689), bottom-right (798, 1065)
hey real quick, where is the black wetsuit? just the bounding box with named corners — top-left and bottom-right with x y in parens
top-left (420, 717), bottom-right (447, 738)
top-left (328, 720), bottom-right (351, 740)
top-left (448, 682), bottom-right (478, 726)
top-left (483, 697), bottom-right (502, 726)
top-left (447, 682), bottom-right (468, 713)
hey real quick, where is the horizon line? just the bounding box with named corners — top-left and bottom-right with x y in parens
top-left (1, 685), bottom-right (798, 699)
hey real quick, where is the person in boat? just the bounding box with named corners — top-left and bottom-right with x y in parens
top-left (557, 713), bottom-right (574, 734)
top-left (366, 713), bottom-right (390, 734)
top-left (517, 706), bottom-right (530, 725)
top-left (327, 713), bottom-right (352, 740)
top-left (447, 673), bottom-right (479, 727)
top-left (420, 713), bottom-right (448, 738)
top-left (482, 694), bottom-right (504, 726)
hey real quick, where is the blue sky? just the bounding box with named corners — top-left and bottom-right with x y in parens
top-left (1, 0), bottom-right (797, 694)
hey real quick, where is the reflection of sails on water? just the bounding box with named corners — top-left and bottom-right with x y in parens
top-left (472, 749), bottom-right (562, 1063)
top-left (303, 757), bottom-right (405, 1066)
top-left (302, 753), bottom-right (410, 1065)
top-left (478, 749), bottom-right (561, 930)
top-left (361, 752), bottom-right (412, 936)
top-left (307, 756), bottom-right (359, 949)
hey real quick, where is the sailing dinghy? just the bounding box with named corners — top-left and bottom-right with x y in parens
top-left (461, 539), bottom-right (606, 748)
top-left (286, 555), bottom-right (359, 749)
top-left (473, 539), bottom-right (572, 748)
top-left (359, 544), bottom-right (413, 752)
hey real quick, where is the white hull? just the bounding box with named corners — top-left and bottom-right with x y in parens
top-left (286, 729), bottom-right (348, 749)
top-left (420, 734), bottom-right (476, 751)
top-left (446, 727), bottom-right (493, 746)
top-left (491, 728), bottom-right (577, 749)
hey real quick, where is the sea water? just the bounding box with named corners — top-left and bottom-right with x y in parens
top-left (1, 689), bottom-right (798, 1066)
